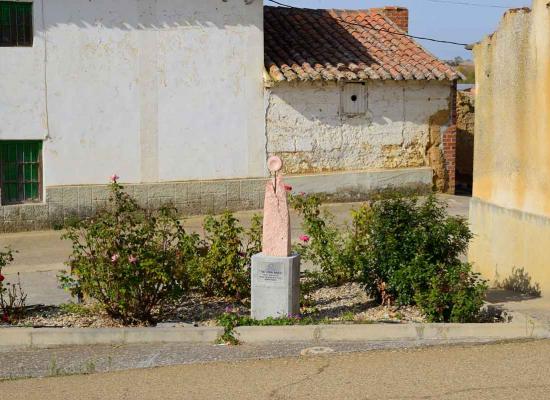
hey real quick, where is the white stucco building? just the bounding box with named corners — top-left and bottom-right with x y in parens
top-left (1, 0), bottom-right (265, 185)
top-left (0, 2), bottom-right (459, 231)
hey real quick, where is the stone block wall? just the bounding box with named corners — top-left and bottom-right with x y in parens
top-left (0, 168), bottom-right (432, 233)
top-left (442, 82), bottom-right (458, 194)
top-left (456, 90), bottom-right (475, 193)
top-left (0, 179), bottom-right (266, 233)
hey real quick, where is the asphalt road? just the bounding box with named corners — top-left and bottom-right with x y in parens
top-left (2, 339), bottom-right (549, 400)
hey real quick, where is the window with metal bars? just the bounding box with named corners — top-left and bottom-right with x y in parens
top-left (0, 141), bottom-right (42, 205)
top-left (0, 1), bottom-right (33, 47)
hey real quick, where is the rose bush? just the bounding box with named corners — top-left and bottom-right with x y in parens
top-left (60, 177), bottom-right (263, 324)
top-left (60, 179), bottom-right (201, 324)
top-left (290, 194), bottom-right (360, 289)
top-left (0, 248), bottom-right (26, 323)
top-left (191, 212), bottom-right (262, 300)
top-left (292, 193), bottom-right (487, 323)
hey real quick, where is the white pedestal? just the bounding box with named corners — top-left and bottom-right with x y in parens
top-left (251, 253), bottom-right (301, 320)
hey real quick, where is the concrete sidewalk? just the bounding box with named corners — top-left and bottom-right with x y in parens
top-left (0, 195), bottom-right (470, 306)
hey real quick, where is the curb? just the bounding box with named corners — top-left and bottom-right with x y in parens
top-left (1, 314), bottom-right (548, 348)
top-left (234, 320), bottom-right (550, 343)
top-left (0, 327), bottom-right (223, 348)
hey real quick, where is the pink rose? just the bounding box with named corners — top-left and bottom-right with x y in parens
top-left (111, 254), bottom-right (120, 263)
top-left (110, 174), bottom-right (120, 183)
top-left (128, 255), bottom-right (138, 264)
top-left (299, 235), bottom-right (310, 243)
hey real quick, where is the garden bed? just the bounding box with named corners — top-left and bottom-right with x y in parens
top-left (4, 283), bottom-right (428, 329)
top-left (3, 282), bottom-right (508, 330)
top-left (1, 183), bottom-right (513, 331)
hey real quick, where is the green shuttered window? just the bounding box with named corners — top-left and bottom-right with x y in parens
top-left (0, 141), bottom-right (42, 204)
top-left (0, 1), bottom-right (33, 47)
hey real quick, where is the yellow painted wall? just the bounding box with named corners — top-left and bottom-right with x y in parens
top-left (469, 0), bottom-right (550, 288)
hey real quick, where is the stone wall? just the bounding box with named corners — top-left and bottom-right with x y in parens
top-left (456, 90), bottom-right (475, 193)
top-left (0, 179), bottom-right (265, 233)
top-left (266, 80), bottom-right (454, 191)
top-left (469, 1), bottom-right (550, 290)
top-left (0, 168), bottom-right (432, 232)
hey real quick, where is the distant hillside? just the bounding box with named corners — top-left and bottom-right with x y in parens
top-left (456, 64), bottom-right (475, 84)
top-left (445, 57), bottom-right (475, 84)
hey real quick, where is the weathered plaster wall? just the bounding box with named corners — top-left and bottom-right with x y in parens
top-left (0, 0), bottom-right (265, 187)
top-left (0, 1), bottom-right (47, 140)
top-left (469, 1), bottom-right (550, 289)
top-left (265, 80), bottom-right (453, 190)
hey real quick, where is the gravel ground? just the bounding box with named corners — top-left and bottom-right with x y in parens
top-left (3, 283), bottom-right (426, 328)
top-left (304, 283), bottom-right (425, 323)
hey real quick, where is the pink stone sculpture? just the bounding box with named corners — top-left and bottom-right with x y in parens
top-left (262, 156), bottom-right (291, 257)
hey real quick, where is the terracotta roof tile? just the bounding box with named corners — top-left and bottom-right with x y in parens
top-left (265, 6), bottom-right (460, 83)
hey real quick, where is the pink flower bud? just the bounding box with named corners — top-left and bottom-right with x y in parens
top-left (299, 235), bottom-right (310, 243)
top-left (111, 254), bottom-right (120, 263)
top-left (110, 174), bottom-right (120, 183)
top-left (128, 255), bottom-right (138, 264)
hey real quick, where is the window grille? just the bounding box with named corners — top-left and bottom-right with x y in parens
top-left (0, 141), bottom-right (42, 204)
top-left (0, 1), bottom-right (33, 47)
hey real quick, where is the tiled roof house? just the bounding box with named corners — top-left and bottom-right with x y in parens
top-left (264, 6), bottom-right (460, 82)
top-left (264, 6), bottom-right (460, 192)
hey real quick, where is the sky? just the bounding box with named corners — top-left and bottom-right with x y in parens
top-left (264, 0), bottom-right (533, 60)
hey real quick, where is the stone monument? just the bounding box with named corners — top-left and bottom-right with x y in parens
top-left (251, 156), bottom-right (301, 320)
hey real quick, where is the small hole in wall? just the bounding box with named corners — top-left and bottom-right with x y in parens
top-left (351, 95), bottom-right (358, 102)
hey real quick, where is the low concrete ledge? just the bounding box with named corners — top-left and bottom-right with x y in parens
top-left (123, 327), bottom-right (222, 344)
top-left (1, 318), bottom-right (547, 348)
top-left (0, 327), bottom-right (223, 348)
top-left (286, 167), bottom-right (433, 202)
top-left (235, 321), bottom-right (550, 344)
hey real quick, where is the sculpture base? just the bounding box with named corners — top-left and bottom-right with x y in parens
top-left (251, 253), bottom-right (301, 320)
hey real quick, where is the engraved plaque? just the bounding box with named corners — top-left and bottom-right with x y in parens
top-left (253, 261), bottom-right (286, 287)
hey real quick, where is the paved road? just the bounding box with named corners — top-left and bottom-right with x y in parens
top-left (0, 195), bottom-right (471, 306)
top-left (0, 339), bottom-right (498, 380)
top-left (1, 339), bottom-right (549, 399)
